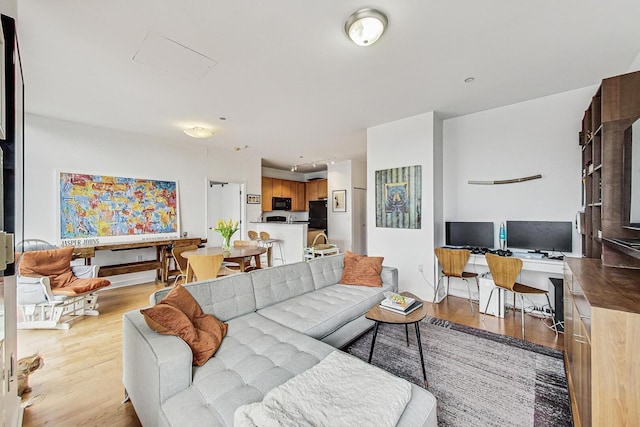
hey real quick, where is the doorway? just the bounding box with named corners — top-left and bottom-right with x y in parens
top-left (206, 180), bottom-right (245, 246)
top-left (353, 187), bottom-right (367, 255)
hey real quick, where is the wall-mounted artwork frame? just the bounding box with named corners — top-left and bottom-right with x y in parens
top-left (247, 194), bottom-right (261, 204)
top-left (332, 189), bottom-right (346, 212)
top-left (375, 165), bottom-right (422, 229)
top-left (58, 171), bottom-right (180, 245)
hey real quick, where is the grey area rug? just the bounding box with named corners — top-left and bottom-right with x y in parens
top-left (343, 317), bottom-right (572, 427)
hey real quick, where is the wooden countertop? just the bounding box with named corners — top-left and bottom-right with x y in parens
top-left (565, 257), bottom-right (640, 314)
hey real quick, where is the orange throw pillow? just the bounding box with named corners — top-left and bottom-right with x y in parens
top-left (141, 284), bottom-right (227, 366)
top-left (339, 251), bottom-right (384, 287)
top-left (18, 246), bottom-right (76, 288)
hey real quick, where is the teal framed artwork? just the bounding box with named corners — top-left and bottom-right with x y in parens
top-left (375, 165), bottom-right (421, 229)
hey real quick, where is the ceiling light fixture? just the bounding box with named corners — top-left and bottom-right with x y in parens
top-left (345, 8), bottom-right (388, 47)
top-left (290, 157), bottom-right (337, 172)
top-left (464, 77), bottom-right (475, 83)
top-left (184, 126), bottom-right (215, 138)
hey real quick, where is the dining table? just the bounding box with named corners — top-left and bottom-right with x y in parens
top-left (182, 246), bottom-right (267, 276)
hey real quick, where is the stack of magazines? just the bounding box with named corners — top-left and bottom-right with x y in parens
top-left (380, 292), bottom-right (423, 315)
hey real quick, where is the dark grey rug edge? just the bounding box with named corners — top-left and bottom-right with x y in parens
top-left (342, 316), bottom-right (573, 427)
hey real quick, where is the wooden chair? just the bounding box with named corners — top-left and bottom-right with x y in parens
top-left (483, 253), bottom-right (557, 339)
top-left (171, 244), bottom-right (198, 286)
top-left (433, 247), bottom-right (478, 314)
top-left (226, 240), bottom-right (259, 271)
top-left (185, 254), bottom-right (224, 282)
top-left (247, 230), bottom-right (259, 241)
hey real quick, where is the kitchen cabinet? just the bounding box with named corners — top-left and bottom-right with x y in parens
top-left (262, 177), bottom-right (307, 212)
top-left (261, 177), bottom-right (273, 212)
top-left (294, 182), bottom-right (306, 211)
top-left (305, 179), bottom-right (327, 206)
top-left (317, 179), bottom-right (328, 199)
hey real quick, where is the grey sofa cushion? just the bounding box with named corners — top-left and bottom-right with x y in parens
top-left (257, 282), bottom-right (392, 340)
top-left (150, 273), bottom-right (256, 322)
top-left (159, 312), bottom-right (333, 426)
top-left (252, 261), bottom-right (315, 310)
top-left (307, 253), bottom-right (345, 289)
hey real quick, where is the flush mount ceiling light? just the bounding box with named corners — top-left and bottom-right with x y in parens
top-left (345, 8), bottom-right (388, 47)
top-left (184, 126), bottom-right (215, 138)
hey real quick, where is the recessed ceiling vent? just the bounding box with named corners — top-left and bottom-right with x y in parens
top-left (133, 32), bottom-right (217, 79)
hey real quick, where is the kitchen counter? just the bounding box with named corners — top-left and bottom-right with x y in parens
top-left (247, 222), bottom-right (309, 263)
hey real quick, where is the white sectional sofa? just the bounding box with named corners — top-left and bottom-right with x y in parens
top-left (122, 253), bottom-right (437, 426)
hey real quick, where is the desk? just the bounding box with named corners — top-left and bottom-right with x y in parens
top-left (74, 237), bottom-right (205, 284)
top-left (447, 254), bottom-right (566, 312)
top-left (182, 246), bottom-right (267, 273)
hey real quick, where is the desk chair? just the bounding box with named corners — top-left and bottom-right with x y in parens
top-left (483, 253), bottom-right (557, 339)
top-left (185, 254), bottom-right (224, 282)
top-left (433, 247), bottom-right (478, 315)
top-left (171, 244), bottom-right (198, 286)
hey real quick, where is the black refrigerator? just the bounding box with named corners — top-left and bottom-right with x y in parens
top-left (308, 200), bottom-right (327, 231)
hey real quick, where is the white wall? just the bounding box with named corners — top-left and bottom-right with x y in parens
top-left (440, 86), bottom-right (596, 302)
top-left (25, 113), bottom-right (261, 285)
top-left (367, 112), bottom-right (443, 301)
top-left (0, 0), bottom-right (16, 18)
top-left (442, 86), bottom-right (595, 251)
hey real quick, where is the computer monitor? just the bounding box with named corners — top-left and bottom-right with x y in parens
top-left (445, 222), bottom-right (494, 248)
top-left (506, 221), bottom-right (572, 253)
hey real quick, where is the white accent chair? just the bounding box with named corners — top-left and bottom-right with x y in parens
top-left (16, 240), bottom-right (109, 330)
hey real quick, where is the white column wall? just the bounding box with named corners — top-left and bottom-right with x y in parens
top-left (367, 112), bottom-right (442, 301)
top-left (327, 160), bottom-right (352, 252)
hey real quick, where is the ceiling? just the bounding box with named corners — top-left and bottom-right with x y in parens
top-left (17, 0), bottom-right (640, 172)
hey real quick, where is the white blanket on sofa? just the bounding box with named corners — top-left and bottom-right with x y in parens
top-left (234, 350), bottom-right (412, 427)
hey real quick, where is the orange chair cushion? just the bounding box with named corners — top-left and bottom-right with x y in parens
top-left (340, 251), bottom-right (384, 287)
top-left (18, 246), bottom-right (110, 296)
top-left (141, 284), bottom-right (227, 366)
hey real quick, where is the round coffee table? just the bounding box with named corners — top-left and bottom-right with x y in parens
top-left (365, 291), bottom-right (429, 388)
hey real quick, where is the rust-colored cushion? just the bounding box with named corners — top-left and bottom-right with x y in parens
top-left (18, 246), bottom-right (110, 296)
top-left (141, 305), bottom-right (220, 366)
top-left (51, 278), bottom-right (112, 297)
top-left (339, 251), bottom-right (384, 287)
top-left (18, 246), bottom-right (76, 288)
top-left (141, 284), bottom-right (227, 366)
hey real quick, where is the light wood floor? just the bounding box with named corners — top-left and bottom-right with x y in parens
top-left (17, 285), bottom-right (563, 426)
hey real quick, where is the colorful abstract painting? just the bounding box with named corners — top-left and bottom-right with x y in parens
top-left (375, 165), bottom-right (421, 229)
top-left (59, 172), bottom-right (179, 244)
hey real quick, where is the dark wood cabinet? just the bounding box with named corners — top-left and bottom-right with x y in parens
top-left (580, 71), bottom-right (640, 268)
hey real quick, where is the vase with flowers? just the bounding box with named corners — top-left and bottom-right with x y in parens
top-left (212, 218), bottom-right (239, 251)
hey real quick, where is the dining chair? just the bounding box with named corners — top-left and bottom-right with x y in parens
top-left (185, 254), bottom-right (224, 282)
top-left (227, 240), bottom-right (259, 271)
top-left (433, 247), bottom-right (478, 314)
top-left (483, 253), bottom-right (557, 339)
top-left (171, 244), bottom-right (198, 286)
top-left (247, 230), bottom-right (259, 241)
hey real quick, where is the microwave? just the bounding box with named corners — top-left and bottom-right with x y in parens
top-left (272, 197), bottom-right (292, 211)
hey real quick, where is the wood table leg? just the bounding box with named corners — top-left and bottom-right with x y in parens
top-left (254, 254), bottom-right (261, 269)
top-left (368, 321), bottom-right (380, 363)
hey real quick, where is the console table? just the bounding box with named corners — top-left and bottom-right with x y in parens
top-left (73, 237), bottom-right (205, 284)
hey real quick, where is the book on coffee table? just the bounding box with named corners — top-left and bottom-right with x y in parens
top-left (381, 292), bottom-right (415, 310)
top-left (379, 299), bottom-right (424, 316)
